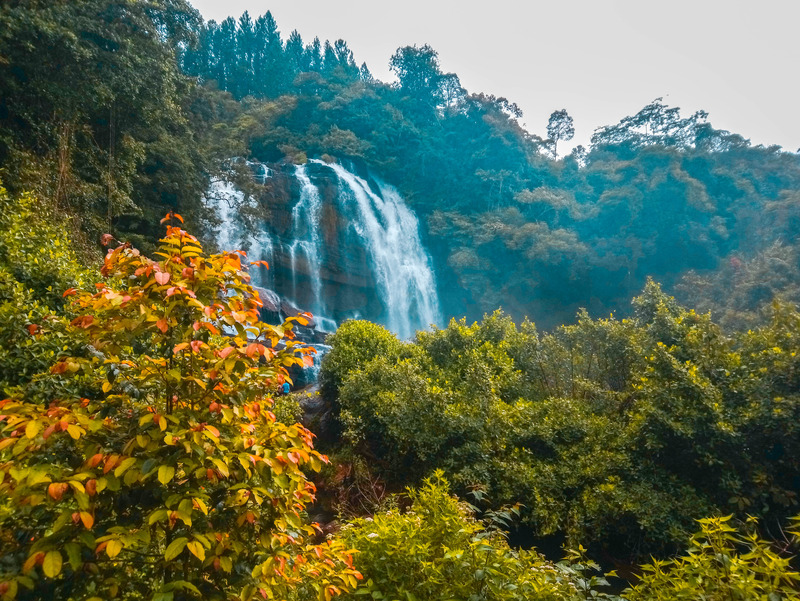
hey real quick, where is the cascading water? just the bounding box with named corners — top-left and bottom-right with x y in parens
top-left (325, 161), bottom-right (441, 339)
top-left (205, 176), bottom-right (274, 288)
top-left (206, 160), bottom-right (441, 340)
top-left (289, 164), bottom-right (326, 321)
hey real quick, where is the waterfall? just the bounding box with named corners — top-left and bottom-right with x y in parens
top-left (289, 164), bottom-right (326, 320)
top-left (205, 177), bottom-right (273, 288)
top-left (325, 161), bottom-right (441, 339)
top-left (206, 160), bottom-right (442, 340)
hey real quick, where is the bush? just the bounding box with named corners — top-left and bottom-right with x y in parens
top-left (339, 472), bottom-right (614, 601)
top-left (625, 515), bottom-right (800, 600)
top-left (0, 219), bottom-right (360, 600)
top-left (326, 283), bottom-right (800, 559)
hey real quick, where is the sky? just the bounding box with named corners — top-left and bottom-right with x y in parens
top-left (189, 0), bottom-right (800, 154)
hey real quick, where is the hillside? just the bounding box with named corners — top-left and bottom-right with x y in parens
top-left (1, 2), bottom-right (799, 600)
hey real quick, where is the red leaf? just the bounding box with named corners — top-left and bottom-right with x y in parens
top-left (218, 346), bottom-right (235, 360)
top-left (154, 271), bottom-right (170, 286)
top-left (26, 324), bottom-right (39, 336)
top-left (62, 288), bottom-right (77, 298)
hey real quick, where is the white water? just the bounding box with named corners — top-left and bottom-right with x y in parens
top-left (325, 161), bottom-right (441, 339)
top-left (206, 161), bottom-right (441, 340)
top-left (289, 164), bottom-right (326, 320)
top-left (205, 178), bottom-right (273, 287)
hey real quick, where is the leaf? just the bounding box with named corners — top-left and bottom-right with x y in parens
top-left (164, 537), bottom-right (188, 561)
top-left (106, 539), bottom-right (123, 558)
top-left (79, 511), bottom-right (94, 529)
top-left (158, 465), bottom-right (175, 485)
top-left (114, 457), bottom-right (137, 477)
top-left (186, 541), bottom-right (205, 561)
top-left (154, 271), bottom-right (170, 286)
top-left (48, 482), bottom-right (68, 501)
top-left (25, 420), bottom-right (41, 439)
top-left (42, 550), bottom-right (62, 578)
top-left (156, 319), bottom-right (169, 333)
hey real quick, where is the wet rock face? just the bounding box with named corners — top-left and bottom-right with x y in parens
top-left (257, 162), bottom-right (381, 324)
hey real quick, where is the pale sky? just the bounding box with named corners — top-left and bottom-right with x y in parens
top-left (189, 0), bottom-right (800, 153)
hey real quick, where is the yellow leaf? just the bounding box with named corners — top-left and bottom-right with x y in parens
top-left (193, 497), bottom-right (208, 515)
top-left (102, 381), bottom-right (112, 393)
top-left (164, 537), bottom-right (187, 561)
top-left (25, 420), bottom-right (41, 439)
top-left (114, 457), bottom-right (137, 477)
top-left (187, 541), bottom-right (205, 561)
top-left (66, 424), bottom-right (82, 440)
top-left (158, 465), bottom-right (175, 485)
top-left (43, 550), bottom-right (62, 578)
top-left (106, 539), bottom-right (123, 558)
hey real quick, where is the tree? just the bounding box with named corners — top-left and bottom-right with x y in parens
top-left (389, 45), bottom-right (443, 110)
top-left (546, 109), bottom-right (575, 159)
top-left (0, 218), bottom-right (360, 600)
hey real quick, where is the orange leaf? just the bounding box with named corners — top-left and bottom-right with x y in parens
top-left (87, 453), bottom-right (104, 469)
top-left (302, 355), bottom-right (315, 368)
top-left (48, 482), bottom-right (68, 501)
top-left (218, 346), bottom-right (235, 360)
top-left (156, 319), bottom-right (168, 333)
top-left (154, 271), bottom-right (170, 286)
top-left (62, 288), bottom-right (77, 298)
top-left (26, 324), bottom-right (39, 336)
top-left (100, 233), bottom-right (114, 246)
top-left (80, 511), bottom-right (94, 529)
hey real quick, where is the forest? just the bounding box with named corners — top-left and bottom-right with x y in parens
top-left (1, 1), bottom-right (799, 599)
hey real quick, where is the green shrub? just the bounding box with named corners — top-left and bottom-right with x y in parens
top-left (339, 472), bottom-right (614, 601)
top-left (625, 515), bottom-right (800, 600)
top-left (326, 284), bottom-right (800, 559)
top-left (319, 320), bottom-right (405, 405)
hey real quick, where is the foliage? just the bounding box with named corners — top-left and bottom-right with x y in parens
top-left (0, 219), bottom-right (360, 600)
top-left (318, 320), bottom-right (405, 407)
top-left (339, 472), bottom-right (615, 601)
top-left (0, 181), bottom-right (91, 391)
top-left (624, 515), bottom-right (800, 600)
top-left (327, 284), bottom-right (800, 559)
top-left (0, 0), bottom-right (211, 244)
